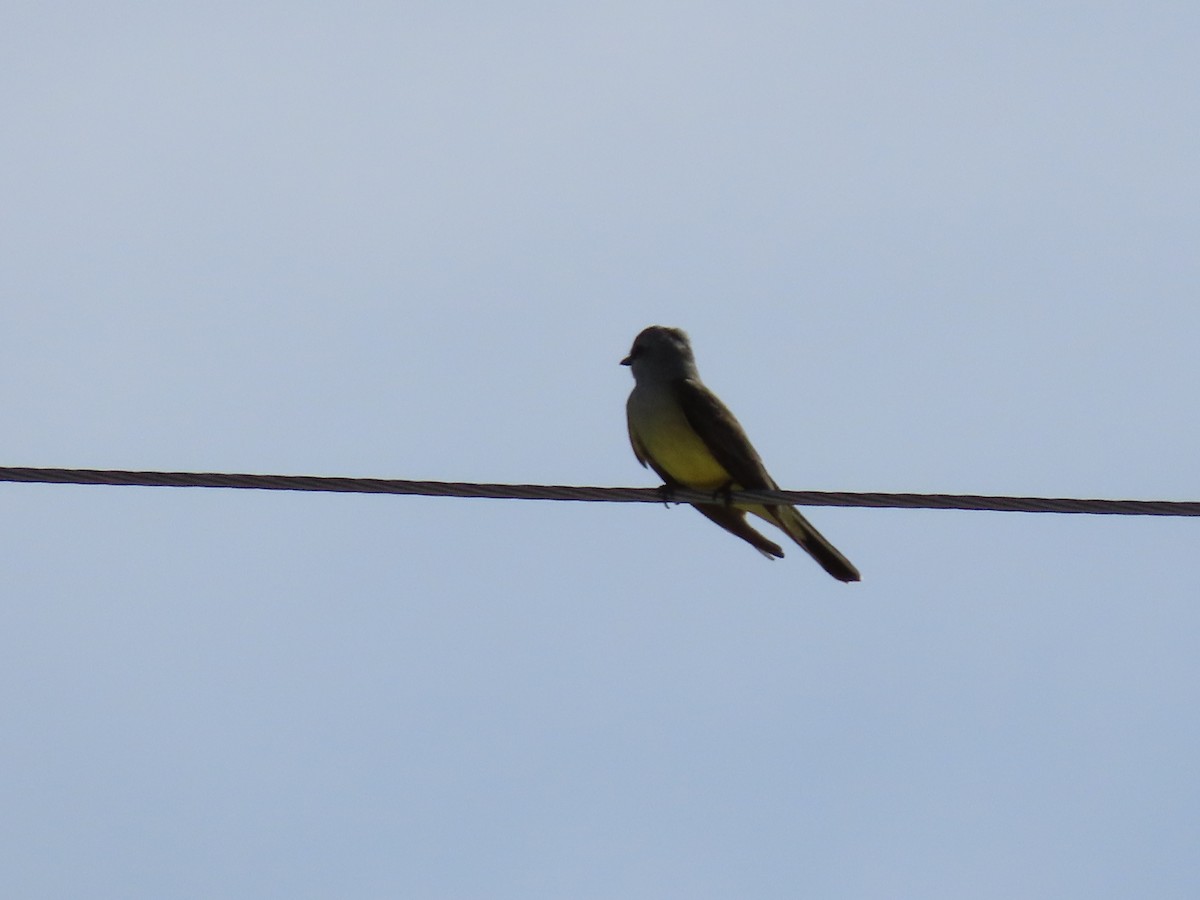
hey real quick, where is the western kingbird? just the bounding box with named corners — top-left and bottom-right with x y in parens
top-left (622, 325), bottom-right (860, 582)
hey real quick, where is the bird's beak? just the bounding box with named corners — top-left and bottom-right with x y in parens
top-left (620, 355), bottom-right (632, 366)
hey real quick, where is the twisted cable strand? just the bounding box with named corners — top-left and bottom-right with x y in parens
top-left (1, 466), bottom-right (1198, 516)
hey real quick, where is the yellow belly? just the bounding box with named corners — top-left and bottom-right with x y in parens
top-left (636, 414), bottom-right (731, 489)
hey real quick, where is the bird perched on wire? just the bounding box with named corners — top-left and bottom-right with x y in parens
top-left (622, 325), bottom-right (860, 582)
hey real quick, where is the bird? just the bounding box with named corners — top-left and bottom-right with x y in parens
top-left (622, 325), bottom-right (860, 582)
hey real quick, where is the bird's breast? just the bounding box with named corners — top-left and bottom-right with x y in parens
top-left (627, 382), bottom-right (730, 489)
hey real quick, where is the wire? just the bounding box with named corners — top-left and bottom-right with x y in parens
top-left (1, 466), bottom-right (1197, 516)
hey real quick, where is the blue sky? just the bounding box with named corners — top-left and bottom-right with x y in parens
top-left (3, 4), bottom-right (1198, 898)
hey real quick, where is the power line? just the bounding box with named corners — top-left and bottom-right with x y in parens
top-left (1, 466), bottom-right (1197, 516)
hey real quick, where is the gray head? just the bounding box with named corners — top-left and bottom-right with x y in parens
top-left (620, 325), bottom-right (699, 382)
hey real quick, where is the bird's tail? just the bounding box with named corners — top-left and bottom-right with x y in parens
top-left (694, 504), bottom-right (785, 559)
top-left (759, 505), bottom-right (861, 582)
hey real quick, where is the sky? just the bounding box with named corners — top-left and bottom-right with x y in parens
top-left (2, 3), bottom-right (1199, 897)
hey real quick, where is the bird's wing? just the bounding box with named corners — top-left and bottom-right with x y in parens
top-left (673, 378), bottom-right (775, 490)
top-left (627, 415), bottom-right (649, 467)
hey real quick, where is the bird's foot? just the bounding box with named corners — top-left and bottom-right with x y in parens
top-left (711, 484), bottom-right (735, 508)
top-left (656, 483), bottom-right (678, 508)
